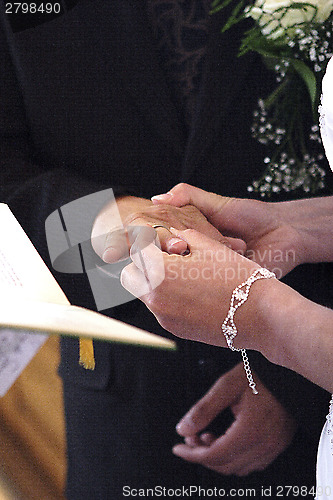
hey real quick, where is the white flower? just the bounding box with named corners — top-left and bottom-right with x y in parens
top-left (247, 0), bottom-right (333, 39)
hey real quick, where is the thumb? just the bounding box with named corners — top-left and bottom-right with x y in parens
top-left (176, 365), bottom-right (246, 437)
top-left (169, 227), bottom-right (221, 253)
top-left (152, 183), bottom-right (233, 224)
top-left (170, 227), bottom-right (245, 257)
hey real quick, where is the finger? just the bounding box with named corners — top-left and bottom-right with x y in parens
top-left (166, 222), bottom-right (246, 255)
top-left (171, 443), bottom-right (255, 476)
top-left (173, 411), bottom-right (257, 467)
top-left (101, 225), bottom-right (155, 263)
top-left (151, 183), bottom-right (233, 224)
top-left (198, 432), bottom-right (216, 446)
top-left (184, 432), bottom-right (216, 448)
top-left (152, 226), bottom-right (188, 255)
top-left (171, 228), bottom-right (257, 276)
top-left (176, 364), bottom-right (246, 437)
top-left (102, 228), bottom-right (131, 263)
top-left (184, 436), bottom-right (203, 447)
top-left (172, 443), bottom-right (208, 463)
top-left (196, 436), bottom-right (283, 476)
top-left (102, 223), bottom-right (187, 263)
top-left (120, 226), bottom-right (163, 296)
top-left (130, 225), bottom-right (160, 251)
top-left (173, 446), bottom-right (269, 477)
top-left (169, 228), bottom-right (225, 257)
top-left (129, 236), bottom-right (165, 292)
top-left (169, 227), bottom-right (240, 258)
top-left (126, 215), bottom-right (188, 255)
top-left (120, 261), bottom-right (152, 298)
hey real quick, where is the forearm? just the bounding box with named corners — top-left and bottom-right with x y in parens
top-left (248, 278), bottom-right (333, 393)
top-left (275, 196), bottom-right (333, 264)
top-left (154, 184), bottom-right (333, 269)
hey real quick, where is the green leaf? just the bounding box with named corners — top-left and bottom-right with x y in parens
top-left (264, 79), bottom-right (288, 109)
top-left (289, 59), bottom-right (318, 113)
top-left (220, 0), bottom-right (247, 32)
top-left (210, 0), bottom-right (248, 31)
top-left (240, 29), bottom-right (291, 58)
top-left (210, 0), bottom-right (235, 15)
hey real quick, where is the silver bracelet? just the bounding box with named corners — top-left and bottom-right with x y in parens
top-left (221, 268), bottom-right (276, 394)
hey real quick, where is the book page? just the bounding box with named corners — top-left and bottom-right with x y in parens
top-left (0, 204), bottom-right (175, 396)
top-left (0, 204), bottom-right (69, 306)
top-left (0, 203), bottom-right (62, 395)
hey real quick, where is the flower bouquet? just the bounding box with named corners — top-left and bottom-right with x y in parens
top-left (212, 0), bottom-right (333, 196)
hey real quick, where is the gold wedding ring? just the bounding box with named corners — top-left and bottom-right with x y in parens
top-left (150, 224), bottom-right (171, 231)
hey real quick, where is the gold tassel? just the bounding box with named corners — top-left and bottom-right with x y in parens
top-left (79, 338), bottom-right (95, 370)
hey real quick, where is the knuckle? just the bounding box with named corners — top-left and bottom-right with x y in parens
top-left (124, 211), bottom-right (147, 225)
top-left (153, 205), bottom-right (175, 219)
top-left (182, 204), bottom-right (200, 217)
top-left (174, 182), bottom-right (189, 193)
top-left (183, 228), bottom-right (196, 237)
top-left (144, 291), bottom-right (162, 313)
top-left (155, 207), bottom-right (170, 220)
top-left (189, 401), bottom-right (212, 425)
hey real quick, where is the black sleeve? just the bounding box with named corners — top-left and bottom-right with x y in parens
top-left (0, 18), bottom-right (129, 266)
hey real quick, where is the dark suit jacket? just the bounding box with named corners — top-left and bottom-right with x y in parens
top-left (0, 1), bottom-right (331, 498)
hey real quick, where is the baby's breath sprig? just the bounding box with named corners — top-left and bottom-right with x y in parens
top-left (211, 0), bottom-right (333, 196)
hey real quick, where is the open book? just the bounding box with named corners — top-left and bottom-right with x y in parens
top-left (0, 204), bottom-right (175, 396)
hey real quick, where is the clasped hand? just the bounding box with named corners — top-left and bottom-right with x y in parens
top-left (91, 188), bottom-right (298, 477)
top-left (92, 186), bottom-right (304, 350)
top-left (92, 194), bottom-right (246, 263)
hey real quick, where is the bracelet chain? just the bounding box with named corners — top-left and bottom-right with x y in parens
top-left (221, 267), bottom-right (276, 394)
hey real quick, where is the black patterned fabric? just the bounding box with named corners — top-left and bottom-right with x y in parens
top-left (147, 0), bottom-right (210, 126)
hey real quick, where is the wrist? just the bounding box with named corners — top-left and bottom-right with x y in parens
top-left (274, 197), bottom-right (333, 265)
top-left (233, 276), bottom-right (297, 360)
top-left (247, 278), bottom-right (306, 367)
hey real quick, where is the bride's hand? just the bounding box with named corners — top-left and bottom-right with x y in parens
top-left (121, 214), bottom-right (333, 394)
top-left (120, 227), bottom-right (282, 353)
top-left (151, 183), bottom-right (310, 278)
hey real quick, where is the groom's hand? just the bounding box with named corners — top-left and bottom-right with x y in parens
top-left (173, 363), bottom-right (297, 476)
top-left (92, 195), bottom-right (246, 263)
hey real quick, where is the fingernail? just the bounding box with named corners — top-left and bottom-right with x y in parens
top-left (176, 417), bottom-right (195, 436)
top-left (102, 246), bottom-right (115, 260)
top-left (151, 193), bottom-right (173, 202)
top-left (102, 246), bottom-right (126, 263)
top-left (176, 422), bottom-right (185, 435)
top-left (169, 237), bottom-right (185, 248)
top-left (172, 445), bottom-right (182, 456)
